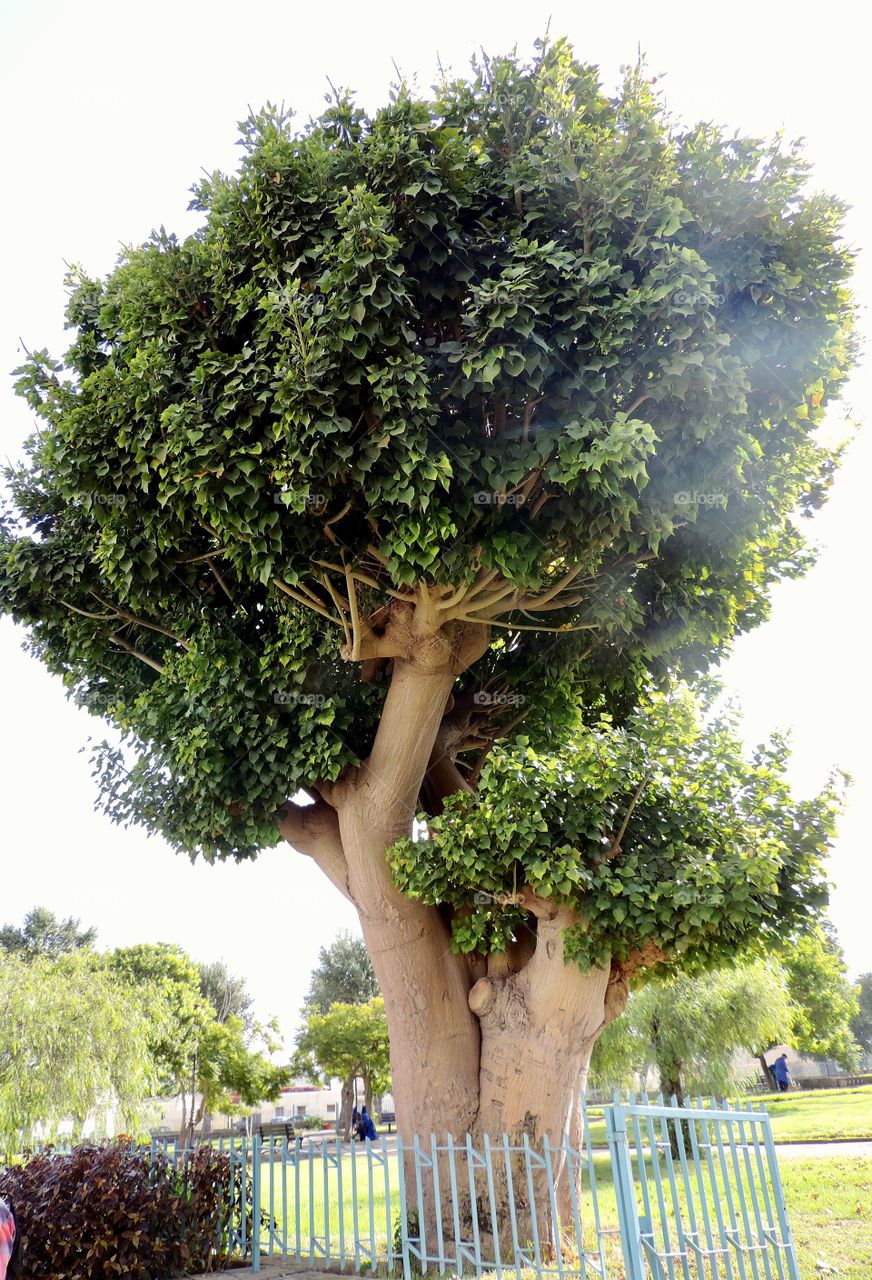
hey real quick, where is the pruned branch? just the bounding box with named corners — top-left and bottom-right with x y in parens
top-left (108, 633), bottom-right (165, 674)
top-left (278, 797), bottom-right (352, 903)
top-left (272, 578), bottom-right (344, 627)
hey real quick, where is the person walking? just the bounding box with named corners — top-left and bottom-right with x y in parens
top-left (770, 1053), bottom-right (791, 1092)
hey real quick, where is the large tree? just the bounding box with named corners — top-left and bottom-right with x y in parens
top-left (780, 928), bottom-right (861, 1069)
top-left (110, 943), bottom-right (287, 1143)
top-left (293, 997), bottom-right (391, 1137)
top-left (850, 974), bottom-right (872, 1058)
top-left (0, 951), bottom-right (158, 1150)
top-left (0, 906), bottom-right (96, 960)
top-left (199, 958), bottom-right (256, 1032)
top-left (590, 961), bottom-right (793, 1101)
top-left (304, 931), bottom-right (380, 1012)
top-left (0, 39), bottom-right (854, 1165)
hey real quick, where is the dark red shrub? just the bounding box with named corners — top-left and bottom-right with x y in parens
top-left (0, 1141), bottom-right (240, 1278)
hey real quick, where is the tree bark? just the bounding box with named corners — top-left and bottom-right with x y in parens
top-left (339, 1074), bottom-right (355, 1139)
top-left (277, 597), bottom-right (621, 1248)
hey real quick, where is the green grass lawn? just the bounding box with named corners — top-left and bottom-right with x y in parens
top-left (751, 1087), bottom-right (872, 1142)
top-left (581, 1087), bottom-right (872, 1147)
top-left (782, 1157), bottom-right (872, 1279)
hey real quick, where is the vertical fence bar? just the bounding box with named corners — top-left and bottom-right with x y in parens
top-left (736, 1115), bottom-right (775, 1280)
top-left (395, 1136), bottom-right (412, 1280)
top-left (522, 1133), bottom-right (543, 1276)
top-left (240, 1138), bottom-right (248, 1261)
top-left (324, 1138), bottom-right (332, 1267)
top-left (413, 1135), bottom-right (428, 1268)
top-left (581, 1098), bottom-right (608, 1280)
top-left (482, 1134), bottom-right (504, 1280)
top-left (657, 1107), bottom-right (691, 1280)
top-left (713, 1118), bottom-right (750, 1280)
top-left (381, 1133), bottom-right (392, 1270)
top-left (294, 1136), bottom-right (302, 1261)
top-left (686, 1109), bottom-right (728, 1280)
top-left (431, 1132), bottom-right (446, 1272)
top-left (760, 1118), bottom-right (801, 1280)
top-left (465, 1134), bottom-right (484, 1279)
top-left (628, 1105), bottom-right (656, 1257)
top-left (280, 1139), bottom-right (288, 1259)
top-left (670, 1099), bottom-right (703, 1276)
top-left (337, 1133), bottom-right (346, 1270)
top-left (252, 1134), bottom-right (261, 1273)
top-left (606, 1103), bottom-right (647, 1280)
top-left (643, 1109), bottom-right (676, 1280)
top-left (447, 1134), bottom-right (464, 1276)
top-left (542, 1134), bottom-right (565, 1280)
top-left (366, 1138), bottom-right (377, 1264)
top-left (725, 1117), bottom-right (762, 1280)
top-left (748, 1118), bottom-right (787, 1280)
top-left (351, 1135), bottom-right (361, 1270)
top-left (308, 1134), bottom-right (315, 1266)
top-left (565, 1129), bottom-right (588, 1280)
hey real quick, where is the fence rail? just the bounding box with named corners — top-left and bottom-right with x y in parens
top-left (30, 1097), bottom-right (802, 1279)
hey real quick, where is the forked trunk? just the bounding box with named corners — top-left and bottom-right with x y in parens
top-left (279, 611), bottom-right (631, 1257)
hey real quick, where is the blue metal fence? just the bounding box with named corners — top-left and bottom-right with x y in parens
top-left (605, 1098), bottom-right (801, 1280)
top-left (146, 1096), bottom-right (804, 1279)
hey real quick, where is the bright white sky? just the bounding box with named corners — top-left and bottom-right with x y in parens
top-left (1, 0), bottom-right (869, 1050)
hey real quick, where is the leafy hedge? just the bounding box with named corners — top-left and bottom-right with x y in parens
top-left (0, 1140), bottom-right (244, 1278)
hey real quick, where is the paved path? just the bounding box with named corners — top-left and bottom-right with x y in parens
top-left (772, 1139), bottom-right (872, 1159)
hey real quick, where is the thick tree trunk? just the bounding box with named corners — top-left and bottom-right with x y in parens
top-left (341, 792), bottom-right (482, 1142)
top-left (277, 598), bottom-right (635, 1253)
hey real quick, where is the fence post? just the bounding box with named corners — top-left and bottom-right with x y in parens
top-left (252, 1133), bottom-right (261, 1273)
top-left (606, 1102), bottom-right (647, 1280)
top-left (395, 1135), bottom-right (413, 1280)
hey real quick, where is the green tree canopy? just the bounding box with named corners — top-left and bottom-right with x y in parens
top-left (304, 932), bottom-right (380, 1013)
top-left (109, 942), bottom-right (286, 1137)
top-left (199, 958), bottom-right (256, 1032)
top-left (591, 961), bottom-right (792, 1098)
top-left (0, 906), bottom-right (96, 960)
top-left (0, 41), bottom-right (854, 860)
top-left (0, 38), bottom-right (856, 1150)
top-left (850, 974), bottom-right (872, 1057)
top-left (781, 928), bottom-right (860, 1068)
top-left (391, 685), bottom-right (841, 974)
top-left (293, 997), bottom-right (391, 1115)
top-left (0, 951), bottom-right (158, 1150)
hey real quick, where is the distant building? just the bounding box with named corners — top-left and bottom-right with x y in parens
top-left (154, 1078), bottom-right (345, 1132)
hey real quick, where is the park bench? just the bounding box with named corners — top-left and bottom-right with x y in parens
top-left (257, 1120), bottom-right (298, 1142)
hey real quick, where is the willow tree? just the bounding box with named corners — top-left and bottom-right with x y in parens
top-left (1, 42), bottom-right (854, 1149)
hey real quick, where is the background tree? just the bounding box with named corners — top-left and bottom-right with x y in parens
top-left (110, 943), bottom-right (286, 1143)
top-left (850, 974), bottom-right (872, 1060)
top-left (199, 958), bottom-right (256, 1032)
top-left (780, 928), bottom-right (861, 1069)
top-left (293, 998), bottom-right (390, 1138)
top-left (591, 962), bottom-right (793, 1101)
top-left (0, 906), bottom-right (96, 959)
top-left (304, 932), bottom-right (380, 1012)
top-left (0, 38), bottom-right (855, 1167)
top-left (0, 951), bottom-right (159, 1151)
